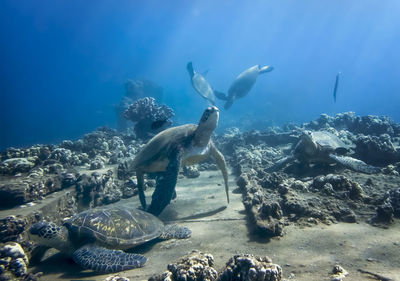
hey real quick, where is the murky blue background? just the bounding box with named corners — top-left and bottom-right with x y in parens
top-left (1, 0), bottom-right (400, 149)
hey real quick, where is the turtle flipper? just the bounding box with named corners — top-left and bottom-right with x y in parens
top-left (73, 245), bottom-right (147, 273)
top-left (136, 171), bottom-right (147, 210)
top-left (210, 142), bottom-right (229, 203)
top-left (159, 224), bottom-right (192, 240)
top-left (268, 156), bottom-right (295, 171)
top-left (214, 90), bottom-right (228, 101)
top-left (329, 154), bottom-right (381, 174)
top-left (147, 146), bottom-right (181, 216)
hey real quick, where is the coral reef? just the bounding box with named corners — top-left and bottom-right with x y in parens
top-left (354, 134), bottom-right (400, 165)
top-left (149, 251), bottom-right (282, 281)
top-left (219, 254), bottom-right (282, 281)
top-left (75, 170), bottom-right (122, 209)
top-left (0, 242), bottom-right (29, 279)
top-left (0, 217), bottom-right (26, 244)
top-left (149, 250), bottom-right (218, 281)
top-left (116, 79), bottom-right (163, 132)
top-left (0, 174), bottom-right (63, 208)
top-left (124, 97), bottom-right (174, 140)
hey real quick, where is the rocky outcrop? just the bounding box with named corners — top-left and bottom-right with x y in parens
top-left (124, 97), bottom-right (174, 140)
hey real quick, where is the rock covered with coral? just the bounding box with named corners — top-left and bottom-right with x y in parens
top-left (75, 170), bottom-right (123, 208)
top-left (149, 251), bottom-right (282, 281)
top-left (0, 242), bottom-right (29, 279)
top-left (124, 97), bottom-right (174, 140)
top-left (149, 250), bottom-right (218, 281)
top-left (116, 79), bottom-right (164, 132)
top-left (219, 254), bottom-right (282, 281)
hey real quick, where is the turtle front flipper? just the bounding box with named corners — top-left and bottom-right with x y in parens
top-left (214, 90), bottom-right (228, 101)
top-left (268, 156), bottom-right (295, 171)
top-left (329, 154), bottom-right (381, 174)
top-left (159, 224), bottom-right (192, 240)
top-left (210, 142), bottom-right (230, 203)
top-left (73, 245), bottom-right (147, 273)
top-left (147, 146), bottom-right (182, 216)
top-left (136, 171), bottom-right (147, 210)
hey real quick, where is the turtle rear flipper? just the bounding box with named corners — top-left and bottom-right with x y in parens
top-left (160, 224), bottom-right (192, 240)
top-left (268, 156), bottom-right (295, 171)
top-left (329, 154), bottom-right (381, 174)
top-left (214, 91), bottom-right (228, 101)
top-left (73, 245), bottom-right (147, 273)
top-left (147, 146), bottom-right (181, 216)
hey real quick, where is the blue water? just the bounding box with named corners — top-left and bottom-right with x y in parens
top-left (1, 0), bottom-right (400, 149)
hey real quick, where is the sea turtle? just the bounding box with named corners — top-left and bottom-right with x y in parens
top-left (215, 65), bottom-right (274, 109)
top-left (29, 207), bottom-right (191, 273)
top-left (187, 62), bottom-right (221, 105)
top-left (271, 130), bottom-right (381, 174)
top-left (131, 106), bottom-right (229, 216)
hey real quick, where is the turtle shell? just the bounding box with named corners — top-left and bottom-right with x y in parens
top-left (131, 124), bottom-right (197, 173)
top-left (311, 131), bottom-right (349, 154)
top-left (64, 207), bottom-right (164, 250)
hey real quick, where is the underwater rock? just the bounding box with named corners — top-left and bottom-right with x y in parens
top-left (75, 170), bottom-right (122, 208)
top-left (214, 127), bottom-right (245, 157)
top-left (0, 242), bottom-right (29, 278)
top-left (304, 112), bottom-right (400, 137)
top-left (89, 156), bottom-right (106, 170)
top-left (0, 158), bottom-right (36, 175)
top-left (0, 174), bottom-right (63, 208)
top-left (241, 176), bottom-right (284, 237)
top-left (0, 216), bottom-right (26, 243)
top-left (257, 172), bottom-right (287, 190)
top-left (371, 188), bottom-right (400, 224)
top-left (330, 264), bottom-right (349, 281)
top-left (354, 134), bottom-right (400, 166)
top-left (149, 250), bottom-right (217, 281)
top-left (311, 174), bottom-right (364, 201)
top-left (182, 165), bottom-right (200, 178)
top-left (49, 148), bottom-right (73, 165)
top-left (121, 179), bottom-right (138, 198)
top-left (219, 254), bottom-right (282, 281)
top-left (124, 97), bottom-right (174, 140)
top-left (387, 188), bottom-right (400, 218)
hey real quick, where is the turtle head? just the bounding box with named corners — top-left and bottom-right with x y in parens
top-left (194, 106), bottom-right (219, 146)
top-left (295, 131), bottom-right (318, 157)
top-left (29, 222), bottom-right (70, 252)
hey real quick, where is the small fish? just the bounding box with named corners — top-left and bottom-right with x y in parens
top-left (333, 72), bottom-right (341, 103)
top-left (151, 119), bottom-right (168, 130)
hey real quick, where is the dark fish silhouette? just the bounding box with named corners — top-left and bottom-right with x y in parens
top-left (151, 119), bottom-right (168, 130)
top-left (333, 72), bottom-right (341, 103)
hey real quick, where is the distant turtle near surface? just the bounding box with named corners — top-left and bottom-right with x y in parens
top-left (131, 106), bottom-right (229, 216)
top-left (215, 65), bottom-right (274, 109)
top-left (187, 62), bottom-right (221, 105)
top-left (29, 207), bottom-right (191, 273)
top-left (271, 130), bottom-right (381, 174)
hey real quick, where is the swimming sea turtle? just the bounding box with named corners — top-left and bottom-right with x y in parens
top-left (131, 106), bottom-right (229, 216)
top-left (215, 65), bottom-right (274, 109)
top-left (271, 130), bottom-right (381, 174)
top-left (187, 62), bottom-right (220, 105)
top-left (29, 207), bottom-right (191, 273)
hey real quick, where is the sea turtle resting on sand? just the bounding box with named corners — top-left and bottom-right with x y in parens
top-left (29, 207), bottom-right (191, 273)
top-left (215, 65), bottom-right (274, 109)
top-left (271, 130), bottom-right (381, 174)
top-left (187, 61), bottom-right (221, 105)
top-left (131, 106), bottom-right (229, 216)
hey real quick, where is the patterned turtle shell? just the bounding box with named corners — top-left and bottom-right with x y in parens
top-left (64, 207), bottom-right (164, 249)
top-left (310, 131), bottom-right (350, 153)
